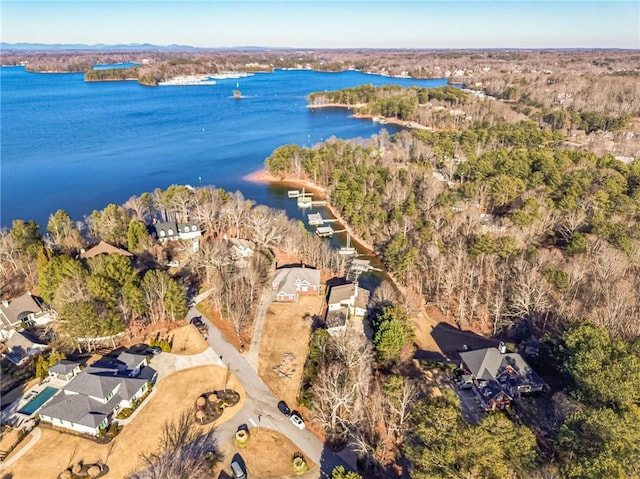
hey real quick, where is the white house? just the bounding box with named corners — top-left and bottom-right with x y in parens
top-left (324, 281), bottom-right (370, 334)
top-left (1, 329), bottom-right (48, 365)
top-left (153, 221), bottom-right (202, 242)
top-left (0, 293), bottom-right (56, 339)
top-left (228, 238), bottom-right (255, 259)
top-left (38, 352), bottom-right (156, 436)
top-left (48, 360), bottom-right (82, 382)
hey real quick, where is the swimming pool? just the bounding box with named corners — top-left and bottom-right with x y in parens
top-left (18, 387), bottom-right (58, 415)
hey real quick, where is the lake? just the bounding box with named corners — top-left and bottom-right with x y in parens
top-left (1, 66), bottom-right (447, 227)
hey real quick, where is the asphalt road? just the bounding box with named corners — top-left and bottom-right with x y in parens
top-left (184, 299), bottom-right (355, 477)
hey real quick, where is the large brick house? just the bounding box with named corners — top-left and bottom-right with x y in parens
top-left (272, 266), bottom-right (321, 302)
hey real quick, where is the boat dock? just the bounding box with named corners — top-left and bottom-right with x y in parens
top-left (316, 226), bottom-right (335, 237)
top-left (308, 213), bottom-right (324, 226)
top-left (308, 213), bottom-right (339, 226)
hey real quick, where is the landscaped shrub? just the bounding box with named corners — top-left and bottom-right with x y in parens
top-left (234, 429), bottom-right (250, 447)
top-left (292, 452), bottom-right (308, 474)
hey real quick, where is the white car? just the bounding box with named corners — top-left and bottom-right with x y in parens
top-left (290, 413), bottom-right (305, 430)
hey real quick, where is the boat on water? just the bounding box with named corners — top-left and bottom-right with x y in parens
top-left (288, 190), bottom-right (300, 198)
top-left (339, 234), bottom-right (357, 255)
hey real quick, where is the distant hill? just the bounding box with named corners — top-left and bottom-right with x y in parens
top-left (0, 42), bottom-right (293, 53)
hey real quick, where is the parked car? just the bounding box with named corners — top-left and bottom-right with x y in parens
top-left (231, 460), bottom-right (247, 479)
top-left (145, 346), bottom-right (162, 355)
top-left (290, 412), bottom-right (305, 430)
top-left (277, 400), bottom-right (291, 416)
top-left (190, 317), bottom-right (205, 328)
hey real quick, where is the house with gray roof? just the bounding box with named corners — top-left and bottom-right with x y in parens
top-left (152, 221), bottom-right (201, 242)
top-left (0, 293), bottom-right (56, 339)
top-left (459, 347), bottom-right (545, 411)
top-left (38, 353), bottom-right (156, 436)
top-left (325, 281), bottom-right (370, 334)
top-left (48, 360), bottom-right (81, 382)
top-left (272, 266), bottom-right (321, 302)
top-left (1, 329), bottom-right (48, 365)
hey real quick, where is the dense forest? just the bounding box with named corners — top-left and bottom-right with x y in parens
top-left (266, 80), bottom-right (640, 477)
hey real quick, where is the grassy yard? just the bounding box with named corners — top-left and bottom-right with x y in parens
top-left (4, 365), bottom-right (245, 479)
top-left (257, 294), bottom-right (324, 409)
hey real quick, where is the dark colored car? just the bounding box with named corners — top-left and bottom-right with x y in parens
top-left (145, 346), bottom-right (162, 355)
top-left (277, 400), bottom-right (291, 416)
top-left (190, 317), bottom-right (205, 328)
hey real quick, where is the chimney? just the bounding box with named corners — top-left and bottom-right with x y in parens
top-left (499, 341), bottom-right (507, 354)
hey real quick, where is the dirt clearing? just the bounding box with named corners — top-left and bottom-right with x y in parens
top-left (257, 294), bottom-right (324, 408)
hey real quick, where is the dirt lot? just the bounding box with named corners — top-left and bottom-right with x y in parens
top-left (4, 365), bottom-right (245, 479)
top-left (257, 294), bottom-right (324, 408)
top-left (169, 324), bottom-right (209, 355)
top-left (216, 427), bottom-right (315, 479)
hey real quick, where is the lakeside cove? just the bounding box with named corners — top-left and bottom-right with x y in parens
top-left (308, 102), bottom-right (435, 131)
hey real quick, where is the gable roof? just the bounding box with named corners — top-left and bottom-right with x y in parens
top-left (80, 240), bottom-right (133, 259)
top-left (327, 282), bottom-right (370, 309)
top-left (2, 329), bottom-right (48, 364)
top-left (459, 348), bottom-right (544, 386)
top-left (272, 267), bottom-right (320, 295)
top-left (0, 293), bottom-right (46, 328)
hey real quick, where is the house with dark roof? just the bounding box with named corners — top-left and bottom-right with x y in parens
top-left (38, 351), bottom-right (156, 436)
top-left (459, 347), bottom-right (545, 411)
top-left (1, 329), bottom-right (48, 365)
top-left (0, 293), bottom-right (56, 339)
top-left (272, 266), bottom-right (321, 302)
top-left (79, 240), bottom-right (133, 260)
top-left (48, 360), bottom-right (82, 382)
top-left (152, 221), bottom-right (201, 242)
top-left (324, 281), bottom-right (370, 334)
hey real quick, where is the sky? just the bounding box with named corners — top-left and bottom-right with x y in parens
top-left (1, 1), bottom-right (638, 49)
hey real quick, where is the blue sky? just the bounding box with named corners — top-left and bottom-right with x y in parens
top-left (1, 1), bottom-right (638, 49)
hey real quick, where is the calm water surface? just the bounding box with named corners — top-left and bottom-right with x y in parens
top-left (1, 66), bottom-right (446, 227)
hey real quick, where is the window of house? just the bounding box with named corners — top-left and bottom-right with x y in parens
top-left (160, 231), bottom-right (165, 237)
top-left (168, 229), bottom-right (174, 235)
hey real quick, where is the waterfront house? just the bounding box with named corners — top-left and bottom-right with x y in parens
top-left (272, 266), bottom-right (321, 302)
top-left (38, 351), bottom-right (156, 436)
top-left (324, 281), bottom-right (370, 334)
top-left (0, 293), bottom-right (56, 339)
top-left (459, 347), bottom-right (545, 411)
top-left (79, 240), bottom-right (134, 260)
top-left (152, 221), bottom-right (202, 242)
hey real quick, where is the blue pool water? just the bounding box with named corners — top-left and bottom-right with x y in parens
top-left (18, 387), bottom-right (58, 415)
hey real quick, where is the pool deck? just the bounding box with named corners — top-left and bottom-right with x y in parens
top-left (1, 378), bottom-right (68, 427)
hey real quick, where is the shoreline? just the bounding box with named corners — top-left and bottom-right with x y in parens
top-left (243, 169), bottom-right (376, 253)
top-left (308, 103), bottom-right (434, 131)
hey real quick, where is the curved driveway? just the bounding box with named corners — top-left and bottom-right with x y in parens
top-left (184, 302), bottom-right (356, 477)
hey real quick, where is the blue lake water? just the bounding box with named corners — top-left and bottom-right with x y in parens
top-left (1, 66), bottom-right (447, 227)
